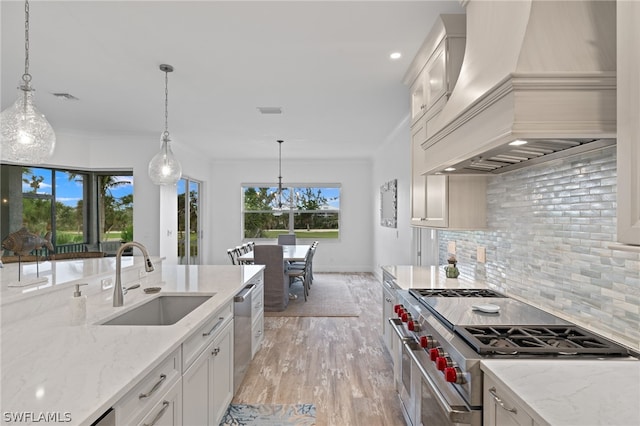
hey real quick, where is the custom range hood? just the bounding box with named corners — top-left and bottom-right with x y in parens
top-left (422, 0), bottom-right (616, 175)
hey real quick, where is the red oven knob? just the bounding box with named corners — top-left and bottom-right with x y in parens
top-left (394, 304), bottom-right (403, 314)
top-left (407, 320), bottom-right (419, 332)
top-left (396, 308), bottom-right (404, 318)
top-left (419, 335), bottom-right (434, 348)
top-left (436, 356), bottom-right (452, 371)
top-left (429, 348), bottom-right (443, 361)
top-left (444, 367), bottom-right (465, 384)
top-left (401, 312), bottom-right (411, 322)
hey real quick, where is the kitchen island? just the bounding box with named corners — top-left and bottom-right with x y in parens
top-left (383, 265), bottom-right (640, 426)
top-left (1, 261), bottom-right (264, 425)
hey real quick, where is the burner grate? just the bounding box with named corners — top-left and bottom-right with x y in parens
top-left (409, 288), bottom-right (506, 298)
top-left (455, 325), bottom-right (631, 356)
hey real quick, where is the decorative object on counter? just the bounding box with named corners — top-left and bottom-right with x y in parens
top-left (220, 403), bottom-right (316, 426)
top-left (148, 64), bottom-right (182, 185)
top-left (69, 283), bottom-right (88, 325)
top-left (0, 0), bottom-right (56, 164)
top-left (143, 286), bottom-right (161, 294)
top-left (2, 227), bottom-right (53, 280)
top-left (444, 254), bottom-right (459, 278)
top-left (380, 178), bottom-right (397, 228)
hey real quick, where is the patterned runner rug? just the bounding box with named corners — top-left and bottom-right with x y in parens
top-left (219, 404), bottom-right (316, 425)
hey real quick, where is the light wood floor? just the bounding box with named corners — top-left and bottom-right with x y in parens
top-left (233, 273), bottom-right (405, 426)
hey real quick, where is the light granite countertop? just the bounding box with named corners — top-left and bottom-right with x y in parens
top-left (1, 263), bottom-right (264, 426)
top-left (481, 360), bottom-right (640, 426)
top-left (382, 265), bottom-right (640, 426)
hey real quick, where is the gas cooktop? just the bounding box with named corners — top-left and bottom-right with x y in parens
top-left (410, 288), bottom-right (506, 298)
top-left (455, 325), bottom-right (631, 357)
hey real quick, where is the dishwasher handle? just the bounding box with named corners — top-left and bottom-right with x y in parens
top-left (234, 284), bottom-right (255, 302)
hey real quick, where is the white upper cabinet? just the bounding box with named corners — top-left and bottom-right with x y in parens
top-left (617, 1), bottom-right (640, 246)
top-left (405, 14), bottom-right (466, 147)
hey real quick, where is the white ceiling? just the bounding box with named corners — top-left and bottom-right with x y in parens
top-left (1, 1), bottom-right (464, 161)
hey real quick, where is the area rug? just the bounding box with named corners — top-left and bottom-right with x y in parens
top-left (219, 403), bottom-right (316, 426)
top-left (264, 274), bottom-right (360, 317)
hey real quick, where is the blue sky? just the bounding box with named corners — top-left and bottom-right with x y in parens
top-left (22, 168), bottom-right (133, 207)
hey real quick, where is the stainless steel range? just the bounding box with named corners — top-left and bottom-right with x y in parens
top-left (389, 288), bottom-right (633, 426)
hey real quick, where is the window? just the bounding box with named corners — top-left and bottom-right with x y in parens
top-left (0, 164), bottom-right (133, 256)
top-left (178, 178), bottom-right (201, 265)
top-left (242, 184), bottom-right (340, 239)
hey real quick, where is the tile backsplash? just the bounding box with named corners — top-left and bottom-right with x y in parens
top-left (439, 146), bottom-right (640, 351)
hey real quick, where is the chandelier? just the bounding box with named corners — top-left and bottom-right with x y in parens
top-left (148, 64), bottom-right (182, 185)
top-left (1, 0), bottom-right (56, 164)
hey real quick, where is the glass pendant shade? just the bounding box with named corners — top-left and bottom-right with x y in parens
top-left (1, 84), bottom-right (56, 164)
top-left (148, 132), bottom-right (182, 185)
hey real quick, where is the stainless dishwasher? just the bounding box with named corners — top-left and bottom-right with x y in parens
top-left (233, 283), bottom-right (255, 394)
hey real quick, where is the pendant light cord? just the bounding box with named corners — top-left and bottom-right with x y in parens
top-left (163, 68), bottom-right (169, 140)
top-left (22, 0), bottom-right (31, 84)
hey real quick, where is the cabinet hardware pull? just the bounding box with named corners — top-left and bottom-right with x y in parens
top-left (139, 374), bottom-right (167, 399)
top-left (488, 387), bottom-right (517, 414)
top-left (143, 400), bottom-right (170, 426)
top-left (203, 316), bottom-right (225, 337)
top-left (212, 347), bottom-right (220, 356)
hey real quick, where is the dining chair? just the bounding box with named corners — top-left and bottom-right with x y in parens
top-left (277, 234), bottom-right (296, 245)
top-left (253, 245), bottom-right (289, 311)
top-left (285, 246), bottom-right (312, 301)
top-left (227, 248), bottom-right (238, 265)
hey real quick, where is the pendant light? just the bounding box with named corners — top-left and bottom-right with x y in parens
top-left (148, 64), bottom-right (182, 185)
top-left (0, 0), bottom-right (56, 164)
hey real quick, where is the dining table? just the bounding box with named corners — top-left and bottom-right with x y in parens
top-left (238, 244), bottom-right (310, 263)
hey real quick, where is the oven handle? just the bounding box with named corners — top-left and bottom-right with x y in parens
top-left (389, 317), bottom-right (413, 341)
top-left (405, 341), bottom-right (473, 425)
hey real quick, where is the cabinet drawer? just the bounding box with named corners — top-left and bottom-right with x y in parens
top-left (182, 301), bottom-right (233, 371)
top-left (251, 284), bottom-right (264, 318)
top-left (115, 348), bottom-right (181, 425)
top-left (135, 378), bottom-right (182, 426)
top-left (251, 315), bottom-right (264, 358)
top-left (485, 380), bottom-right (534, 426)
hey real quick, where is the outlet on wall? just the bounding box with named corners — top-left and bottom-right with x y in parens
top-left (447, 241), bottom-right (456, 255)
top-left (477, 247), bottom-right (486, 263)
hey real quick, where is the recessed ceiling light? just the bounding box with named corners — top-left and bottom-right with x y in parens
top-left (257, 107), bottom-right (283, 115)
top-left (444, 167), bottom-right (456, 172)
top-left (389, 52), bottom-right (402, 60)
top-left (509, 139), bottom-right (528, 146)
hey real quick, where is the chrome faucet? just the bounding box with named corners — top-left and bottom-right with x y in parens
top-left (113, 241), bottom-right (154, 307)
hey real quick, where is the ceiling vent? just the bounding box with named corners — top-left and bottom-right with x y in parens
top-left (52, 93), bottom-right (79, 101)
top-left (257, 106), bottom-right (283, 115)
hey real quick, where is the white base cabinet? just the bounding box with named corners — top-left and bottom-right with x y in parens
top-left (136, 380), bottom-right (182, 426)
top-left (484, 376), bottom-right (542, 426)
top-left (182, 316), bottom-right (234, 426)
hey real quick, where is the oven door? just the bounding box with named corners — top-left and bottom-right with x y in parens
top-left (390, 318), bottom-right (417, 426)
top-left (407, 346), bottom-right (481, 426)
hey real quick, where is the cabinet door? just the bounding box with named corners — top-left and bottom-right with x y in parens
top-left (410, 70), bottom-right (427, 126)
top-left (411, 123), bottom-right (428, 226)
top-left (424, 175), bottom-right (448, 227)
top-left (211, 320), bottom-right (234, 425)
top-left (425, 41), bottom-right (447, 110)
top-left (137, 380), bottom-right (182, 426)
top-left (484, 379), bottom-right (534, 426)
top-left (182, 345), bottom-right (210, 426)
top-left (381, 282), bottom-right (396, 355)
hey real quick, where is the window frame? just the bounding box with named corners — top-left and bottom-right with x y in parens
top-left (241, 182), bottom-right (341, 241)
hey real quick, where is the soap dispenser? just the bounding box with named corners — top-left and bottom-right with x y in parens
top-left (70, 283), bottom-right (88, 325)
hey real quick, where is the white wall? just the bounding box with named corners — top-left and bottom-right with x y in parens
top-left (208, 157), bottom-right (372, 271)
top-left (370, 115), bottom-right (415, 279)
top-left (41, 130), bottom-right (211, 263)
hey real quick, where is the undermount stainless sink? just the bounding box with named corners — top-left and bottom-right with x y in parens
top-left (101, 295), bottom-right (214, 326)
